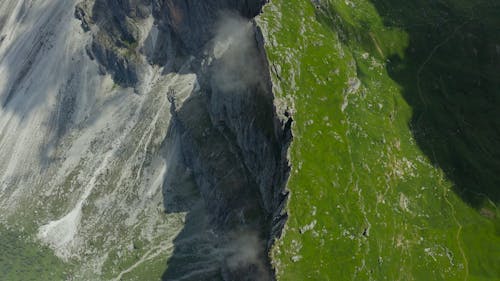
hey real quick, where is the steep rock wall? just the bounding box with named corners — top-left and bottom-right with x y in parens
top-left (160, 3), bottom-right (292, 281)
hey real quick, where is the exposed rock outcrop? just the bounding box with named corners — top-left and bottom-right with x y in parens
top-left (76, 0), bottom-right (268, 87)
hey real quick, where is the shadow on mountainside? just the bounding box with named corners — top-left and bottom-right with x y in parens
top-left (160, 105), bottom-right (228, 281)
top-left (369, 0), bottom-right (500, 208)
top-left (160, 93), bottom-right (274, 281)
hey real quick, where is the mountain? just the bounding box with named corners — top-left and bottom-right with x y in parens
top-left (0, 0), bottom-right (499, 280)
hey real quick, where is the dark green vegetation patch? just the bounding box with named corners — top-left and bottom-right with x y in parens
top-left (0, 225), bottom-right (70, 281)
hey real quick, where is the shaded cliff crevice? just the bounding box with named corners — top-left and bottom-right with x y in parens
top-left (160, 8), bottom-right (291, 281)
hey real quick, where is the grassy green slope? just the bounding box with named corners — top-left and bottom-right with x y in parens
top-left (0, 225), bottom-right (70, 281)
top-left (257, 0), bottom-right (500, 280)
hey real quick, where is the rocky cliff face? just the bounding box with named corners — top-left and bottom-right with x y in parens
top-left (75, 0), bottom-right (268, 87)
top-left (0, 0), bottom-right (290, 280)
top-left (165, 15), bottom-right (291, 280)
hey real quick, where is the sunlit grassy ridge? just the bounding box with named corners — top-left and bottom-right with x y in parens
top-left (257, 0), bottom-right (500, 280)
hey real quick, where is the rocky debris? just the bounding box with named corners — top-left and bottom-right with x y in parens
top-left (74, 3), bottom-right (90, 32)
top-left (74, 0), bottom-right (150, 87)
top-left (347, 77), bottom-right (361, 94)
top-left (90, 36), bottom-right (139, 87)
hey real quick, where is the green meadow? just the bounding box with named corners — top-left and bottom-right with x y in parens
top-left (0, 225), bottom-right (70, 281)
top-left (258, 0), bottom-right (500, 280)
